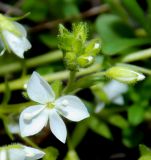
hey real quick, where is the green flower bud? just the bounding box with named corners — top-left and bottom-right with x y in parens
top-left (72, 22), bottom-right (88, 43)
top-left (64, 52), bottom-right (77, 70)
top-left (85, 39), bottom-right (101, 56)
top-left (77, 55), bottom-right (94, 68)
top-left (105, 66), bottom-right (145, 84)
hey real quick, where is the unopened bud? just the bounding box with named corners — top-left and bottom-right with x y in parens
top-left (64, 52), bottom-right (77, 70)
top-left (105, 66), bottom-right (145, 84)
top-left (77, 55), bottom-right (94, 68)
top-left (85, 39), bottom-right (101, 56)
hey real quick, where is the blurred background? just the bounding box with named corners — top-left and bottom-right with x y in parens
top-left (1, 0), bottom-right (151, 160)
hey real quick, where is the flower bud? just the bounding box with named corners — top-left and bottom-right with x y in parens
top-left (105, 66), bottom-right (145, 84)
top-left (77, 55), bottom-right (94, 68)
top-left (64, 52), bottom-right (77, 70)
top-left (72, 22), bottom-right (88, 43)
top-left (85, 39), bottom-right (101, 56)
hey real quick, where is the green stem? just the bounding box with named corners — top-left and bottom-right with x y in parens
top-left (0, 50), bottom-right (62, 75)
top-left (63, 70), bottom-right (76, 94)
top-left (116, 63), bottom-right (151, 75)
top-left (121, 48), bottom-right (151, 63)
top-left (0, 64), bottom-right (101, 92)
top-left (0, 102), bottom-right (35, 114)
top-left (21, 137), bottom-right (40, 149)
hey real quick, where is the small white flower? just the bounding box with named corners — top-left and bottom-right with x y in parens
top-left (19, 72), bottom-right (89, 143)
top-left (103, 80), bottom-right (128, 105)
top-left (0, 14), bottom-right (31, 58)
top-left (95, 80), bottom-right (128, 113)
top-left (0, 144), bottom-right (45, 160)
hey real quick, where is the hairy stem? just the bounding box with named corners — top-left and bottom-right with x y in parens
top-left (63, 70), bottom-right (76, 94)
top-left (121, 48), bottom-right (151, 63)
top-left (0, 50), bottom-right (62, 75)
top-left (0, 64), bottom-right (101, 92)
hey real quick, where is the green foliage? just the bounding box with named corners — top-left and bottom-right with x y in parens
top-left (1, 0), bottom-right (151, 159)
top-left (95, 14), bottom-right (151, 55)
top-left (89, 116), bottom-right (112, 139)
top-left (128, 105), bottom-right (144, 126)
top-left (139, 145), bottom-right (151, 160)
top-left (43, 147), bottom-right (59, 160)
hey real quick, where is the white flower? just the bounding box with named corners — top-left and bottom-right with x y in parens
top-left (95, 80), bottom-right (128, 113)
top-left (19, 72), bottom-right (89, 143)
top-left (0, 144), bottom-right (45, 160)
top-left (103, 80), bottom-right (128, 105)
top-left (0, 14), bottom-right (31, 58)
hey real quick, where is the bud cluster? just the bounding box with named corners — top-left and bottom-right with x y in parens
top-left (58, 22), bottom-right (101, 70)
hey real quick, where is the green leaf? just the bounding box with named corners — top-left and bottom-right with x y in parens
top-left (122, 0), bottom-right (145, 27)
top-left (64, 150), bottom-right (80, 160)
top-left (139, 144), bottom-right (151, 156)
top-left (139, 155), bottom-right (151, 160)
top-left (73, 72), bottom-right (105, 91)
top-left (63, 3), bottom-right (79, 18)
top-left (21, 0), bottom-right (48, 21)
top-left (102, 38), bottom-right (151, 55)
top-left (109, 114), bottom-right (129, 129)
top-left (106, 0), bottom-right (128, 20)
top-left (128, 105), bottom-right (144, 126)
top-left (43, 147), bottom-right (59, 160)
top-left (71, 121), bottom-right (88, 148)
top-left (122, 127), bottom-right (143, 148)
top-left (89, 116), bottom-right (112, 139)
top-left (95, 14), bottom-right (151, 55)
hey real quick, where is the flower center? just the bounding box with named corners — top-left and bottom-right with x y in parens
top-left (47, 102), bottom-right (55, 109)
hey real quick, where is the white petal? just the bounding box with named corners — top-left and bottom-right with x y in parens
top-left (2, 30), bottom-right (31, 58)
top-left (112, 96), bottom-right (124, 105)
top-left (19, 105), bottom-right (48, 137)
top-left (23, 146), bottom-right (45, 160)
top-left (8, 123), bottom-right (20, 134)
top-left (0, 150), bottom-right (7, 160)
top-left (13, 22), bottom-right (27, 37)
top-left (55, 95), bottom-right (90, 122)
top-left (103, 80), bottom-right (128, 100)
top-left (27, 72), bottom-right (55, 104)
top-left (49, 110), bottom-right (67, 143)
top-left (9, 148), bottom-right (25, 160)
top-left (95, 102), bottom-right (105, 113)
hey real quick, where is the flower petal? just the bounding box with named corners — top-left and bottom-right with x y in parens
top-left (49, 110), bottom-right (67, 143)
top-left (9, 148), bottom-right (25, 160)
top-left (0, 150), bottom-right (7, 160)
top-left (112, 96), bottom-right (124, 105)
top-left (13, 22), bottom-right (27, 37)
top-left (27, 71), bottom-right (55, 104)
top-left (2, 30), bottom-right (31, 58)
top-left (19, 105), bottom-right (48, 137)
top-left (103, 80), bottom-right (128, 100)
top-left (23, 146), bottom-right (45, 160)
top-left (55, 95), bottom-right (90, 122)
